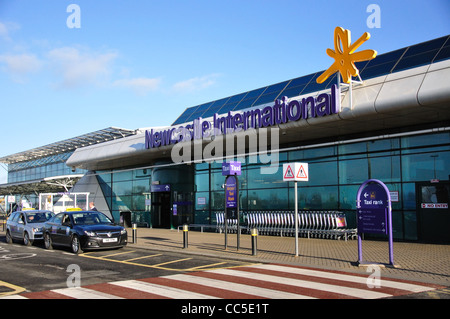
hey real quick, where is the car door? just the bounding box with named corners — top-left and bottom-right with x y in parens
top-left (48, 213), bottom-right (64, 245)
top-left (57, 214), bottom-right (72, 246)
top-left (8, 212), bottom-right (18, 239)
top-left (15, 213), bottom-right (26, 240)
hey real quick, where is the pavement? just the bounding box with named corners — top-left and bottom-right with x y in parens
top-left (126, 227), bottom-right (450, 287)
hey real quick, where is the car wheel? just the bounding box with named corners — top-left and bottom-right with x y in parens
top-left (44, 232), bottom-right (53, 250)
top-left (71, 235), bottom-right (83, 254)
top-left (5, 230), bottom-right (12, 244)
top-left (23, 232), bottom-right (33, 246)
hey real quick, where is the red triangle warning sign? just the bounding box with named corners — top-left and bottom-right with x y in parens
top-left (296, 165), bottom-right (308, 179)
top-left (284, 165), bottom-right (295, 179)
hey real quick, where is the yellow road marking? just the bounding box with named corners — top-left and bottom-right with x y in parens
top-left (98, 250), bottom-right (136, 258)
top-left (151, 257), bottom-right (193, 267)
top-left (189, 262), bottom-right (227, 270)
top-left (0, 280), bottom-right (26, 298)
top-left (81, 253), bottom-right (191, 271)
top-left (80, 250), bottom-right (257, 272)
top-left (123, 254), bottom-right (162, 262)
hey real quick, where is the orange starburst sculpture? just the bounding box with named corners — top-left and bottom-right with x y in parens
top-left (317, 27), bottom-right (377, 84)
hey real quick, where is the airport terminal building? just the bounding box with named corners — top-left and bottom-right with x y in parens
top-left (1, 35), bottom-right (449, 243)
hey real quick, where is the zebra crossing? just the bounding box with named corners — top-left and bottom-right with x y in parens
top-left (3, 263), bottom-right (442, 299)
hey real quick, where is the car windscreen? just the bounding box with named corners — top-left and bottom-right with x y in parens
top-left (72, 212), bottom-right (112, 225)
top-left (26, 212), bottom-right (54, 224)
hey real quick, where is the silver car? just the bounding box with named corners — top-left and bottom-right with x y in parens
top-left (6, 210), bottom-right (55, 246)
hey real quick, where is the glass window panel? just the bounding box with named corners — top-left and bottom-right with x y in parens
top-left (195, 162), bottom-right (209, 171)
top-left (241, 87), bottom-right (267, 100)
top-left (202, 97), bottom-right (231, 118)
top-left (290, 186), bottom-right (338, 210)
top-left (392, 210), bottom-right (404, 240)
top-left (195, 172), bottom-right (209, 192)
top-left (339, 158), bottom-right (368, 184)
top-left (133, 178), bottom-right (150, 194)
top-left (112, 180), bottom-right (133, 196)
top-left (279, 85), bottom-right (307, 98)
top-left (433, 44), bottom-right (450, 63)
top-left (369, 156), bottom-right (401, 182)
top-left (401, 151), bottom-right (450, 182)
top-left (248, 188), bottom-right (288, 210)
top-left (210, 191), bottom-right (224, 210)
top-left (284, 73), bottom-right (315, 89)
top-left (263, 81), bottom-right (290, 95)
top-left (339, 185), bottom-right (360, 210)
top-left (133, 169), bottom-right (151, 179)
top-left (132, 195), bottom-right (146, 211)
top-left (247, 167), bottom-right (286, 189)
top-left (172, 108), bottom-right (195, 125)
top-left (195, 192), bottom-right (209, 211)
top-left (401, 132), bottom-right (450, 149)
top-left (289, 145), bottom-right (337, 161)
top-left (393, 50), bottom-right (439, 72)
top-left (339, 142), bottom-right (367, 155)
top-left (226, 92), bottom-right (248, 104)
top-left (310, 161), bottom-right (338, 186)
top-left (97, 172), bottom-right (112, 184)
top-left (112, 195), bottom-right (132, 212)
top-left (366, 48), bottom-right (406, 67)
top-left (211, 171), bottom-right (224, 191)
top-left (360, 62), bottom-right (396, 79)
top-left (185, 102), bottom-right (214, 122)
top-left (402, 183), bottom-right (416, 210)
top-left (234, 96), bottom-right (260, 110)
top-left (302, 78), bottom-right (329, 95)
top-left (113, 170), bottom-right (133, 182)
top-left (368, 138), bottom-right (400, 152)
top-left (403, 211), bottom-right (418, 241)
top-left (218, 102), bottom-right (239, 114)
top-left (403, 37), bottom-right (447, 57)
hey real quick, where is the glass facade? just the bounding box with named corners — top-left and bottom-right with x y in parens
top-left (4, 130), bottom-right (449, 242)
top-left (95, 164), bottom-right (194, 229)
top-left (7, 152), bottom-right (86, 183)
top-left (194, 131), bottom-right (450, 241)
top-left (94, 169), bottom-right (152, 227)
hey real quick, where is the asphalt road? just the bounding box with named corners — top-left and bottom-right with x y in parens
top-left (0, 235), bottom-right (252, 295)
top-left (1, 234), bottom-right (448, 301)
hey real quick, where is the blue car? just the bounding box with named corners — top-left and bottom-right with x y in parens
top-left (43, 210), bottom-right (127, 254)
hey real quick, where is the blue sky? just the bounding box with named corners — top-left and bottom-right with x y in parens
top-left (0, 0), bottom-right (449, 181)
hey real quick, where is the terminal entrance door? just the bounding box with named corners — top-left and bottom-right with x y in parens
top-left (416, 181), bottom-right (450, 243)
top-left (151, 192), bottom-right (171, 228)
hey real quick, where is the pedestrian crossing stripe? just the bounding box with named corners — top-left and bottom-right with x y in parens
top-left (3, 264), bottom-right (443, 299)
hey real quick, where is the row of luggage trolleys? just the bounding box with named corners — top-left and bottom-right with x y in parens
top-left (215, 211), bottom-right (357, 240)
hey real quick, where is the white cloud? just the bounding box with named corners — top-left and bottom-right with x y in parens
top-left (173, 73), bottom-right (220, 92)
top-left (113, 77), bottom-right (161, 96)
top-left (0, 21), bottom-right (20, 41)
top-left (47, 46), bottom-right (117, 88)
top-left (0, 53), bottom-right (42, 83)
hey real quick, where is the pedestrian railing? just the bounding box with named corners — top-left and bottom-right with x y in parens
top-left (215, 210), bottom-right (357, 240)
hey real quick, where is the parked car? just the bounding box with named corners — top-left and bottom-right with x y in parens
top-left (43, 210), bottom-right (127, 254)
top-left (6, 210), bottom-right (55, 246)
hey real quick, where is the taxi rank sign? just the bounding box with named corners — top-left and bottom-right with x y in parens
top-left (356, 179), bottom-right (395, 267)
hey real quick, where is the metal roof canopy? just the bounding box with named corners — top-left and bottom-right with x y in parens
top-left (0, 174), bottom-right (84, 196)
top-left (0, 127), bottom-right (137, 165)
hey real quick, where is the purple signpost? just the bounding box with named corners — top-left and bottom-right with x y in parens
top-left (356, 179), bottom-right (396, 267)
top-left (222, 161), bottom-right (241, 250)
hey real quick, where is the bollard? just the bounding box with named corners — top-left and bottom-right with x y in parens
top-left (132, 223), bottom-right (137, 244)
top-left (251, 228), bottom-right (258, 256)
top-left (182, 224), bottom-right (189, 249)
